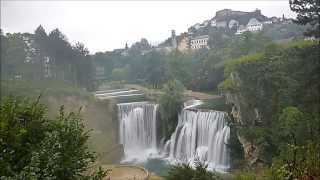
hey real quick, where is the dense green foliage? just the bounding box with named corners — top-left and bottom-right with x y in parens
top-left (197, 97), bottom-right (230, 112)
top-left (220, 40), bottom-right (320, 179)
top-left (165, 162), bottom-right (221, 180)
top-left (158, 79), bottom-right (185, 138)
top-left (93, 31), bottom-right (276, 91)
top-left (262, 23), bottom-right (306, 41)
top-left (0, 96), bottom-right (107, 179)
top-left (1, 26), bottom-right (95, 91)
top-left (1, 79), bottom-right (91, 99)
top-left (289, 0), bottom-right (320, 38)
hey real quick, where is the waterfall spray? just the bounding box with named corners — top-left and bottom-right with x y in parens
top-left (118, 102), bottom-right (158, 162)
top-left (164, 109), bottom-right (230, 172)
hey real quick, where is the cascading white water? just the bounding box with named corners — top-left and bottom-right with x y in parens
top-left (163, 108), bottom-right (230, 172)
top-left (117, 99), bottom-right (230, 171)
top-left (118, 101), bottom-right (158, 162)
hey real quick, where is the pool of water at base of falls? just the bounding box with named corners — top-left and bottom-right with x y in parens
top-left (120, 153), bottom-right (229, 177)
top-left (121, 156), bottom-right (170, 177)
top-left (119, 151), bottom-right (230, 175)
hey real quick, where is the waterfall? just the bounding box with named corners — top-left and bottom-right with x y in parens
top-left (118, 101), bottom-right (158, 162)
top-left (117, 99), bottom-right (230, 172)
top-left (164, 109), bottom-right (230, 172)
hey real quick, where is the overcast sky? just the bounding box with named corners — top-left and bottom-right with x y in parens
top-left (1, 1), bottom-right (295, 53)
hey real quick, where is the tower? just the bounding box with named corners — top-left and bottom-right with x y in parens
top-left (255, 8), bottom-right (261, 15)
top-left (171, 30), bottom-right (177, 49)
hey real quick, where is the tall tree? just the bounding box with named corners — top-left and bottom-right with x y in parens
top-left (34, 25), bottom-right (48, 51)
top-left (74, 42), bottom-right (89, 56)
top-left (72, 42), bottom-right (94, 90)
top-left (33, 25), bottom-right (49, 79)
top-left (4, 33), bottom-right (27, 78)
top-left (145, 52), bottom-right (168, 88)
top-left (158, 79), bottom-right (185, 138)
top-left (48, 28), bottom-right (73, 80)
top-left (1, 29), bottom-right (8, 81)
top-left (289, 0), bottom-right (320, 38)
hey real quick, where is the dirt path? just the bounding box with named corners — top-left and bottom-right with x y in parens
top-left (103, 165), bottom-right (149, 180)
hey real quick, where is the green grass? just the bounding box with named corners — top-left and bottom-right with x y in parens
top-left (228, 168), bottom-right (273, 180)
top-left (1, 79), bottom-right (92, 100)
top-left (198, 97), bottom-right (230, 112)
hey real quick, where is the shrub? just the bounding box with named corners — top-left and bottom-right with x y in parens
top-left (271, 142), bottom-right (320, 179)
top-left (158, 79), bottom-right (184, 139)
top-left (218, 78), bottom-right (238, 93)
top-left (165, 161), bottom-right (221, 180)
top-left (0, 96), bottom-right (108, 179)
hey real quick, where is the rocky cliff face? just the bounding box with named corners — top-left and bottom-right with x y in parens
top-left (224, 72), bottom-right (265, 167)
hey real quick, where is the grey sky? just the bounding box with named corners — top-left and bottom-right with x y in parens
top-left (1, 1), bottom-right (295, 53)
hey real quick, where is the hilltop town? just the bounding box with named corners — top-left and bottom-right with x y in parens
top-left (113, 9), bottom-right (295, 56)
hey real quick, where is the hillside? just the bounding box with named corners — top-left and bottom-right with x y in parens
top-left (92, 9), bottom-right (306, 92)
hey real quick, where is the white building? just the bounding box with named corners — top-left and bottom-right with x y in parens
top-left (44, 56), bottom-right (52, 78)
top-left (190, 35), bottom-right (209, 49)
top-left (211, 20), bottom-right (217, 27)
top-left (203, 20), bottom-right (209, 27)
top-left (228, 19), bottom-right (239, 29)
top-left (263, 20), bottom-right (273, 24)
top-left (235, 25), bottom-right (247, 35)
top-left (246, 18), bottom-right (263, 32)
top-left (193, 23), bottom-right (201, 30)
top-left (236, 18), bottom-right (263, 35)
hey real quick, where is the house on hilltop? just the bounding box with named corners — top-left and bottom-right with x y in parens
top-left (247, 18), bottom-right (263, 31)
top-left (189, 8), bottom-right (268, 34)
top-left (235, 18), bottom-right (263, 35)
top-left (190, 35), bottom-right (209, 50)
top-left (235, 25), bottom-right (247, 35)
top-left (177, 33), bottom-right (189, 52)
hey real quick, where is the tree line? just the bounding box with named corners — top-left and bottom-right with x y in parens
top-left (92, 31), bottom-right (280, 91)
top-left (1, 25), bottom-right (94, 91)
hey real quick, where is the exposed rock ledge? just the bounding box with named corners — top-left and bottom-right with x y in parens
top-left (224, 73), bottom-right (265, 167)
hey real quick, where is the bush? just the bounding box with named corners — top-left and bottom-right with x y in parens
top-left (232, 169), bottom-right (273, 180)
top-left (270, 142), bottom-right (320, 179)
top-left (165, 161), bottom-right (221, 180)
top-left (198, 97), bottom-right (231, 112)
top-left (218, 78), bottom-right (239, 93)
top-left (158, 79), bottom-right (184, 139)
top-left (0, 96), bottom-right (108, 179)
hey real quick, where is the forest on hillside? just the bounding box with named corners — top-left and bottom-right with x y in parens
top-left (92, 22), bottom-right (306, 91)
